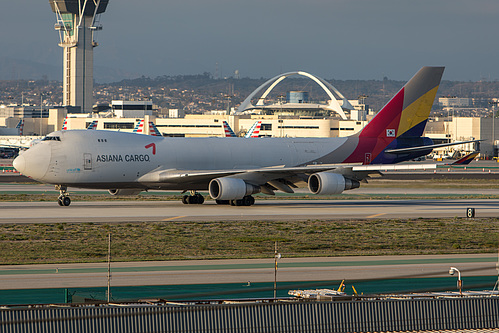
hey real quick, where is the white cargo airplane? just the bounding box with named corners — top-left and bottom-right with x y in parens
top-left (13, 67), bottom-right (475, 207)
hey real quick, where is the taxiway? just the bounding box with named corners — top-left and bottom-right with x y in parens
top-left (0, 198), bottom-right (498, 223)
top-left (0, 254), bottom-right (495, 290)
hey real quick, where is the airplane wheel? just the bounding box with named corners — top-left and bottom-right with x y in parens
top-left (243, 196), bottom-right (255, 206)
top-left (62, 197), bottom-right (71, 207)
top-left (58, 198), bottom-right (64, 206)
top-left (187, 195), bottom-right (198, 204)
top-left (195, 194), bottom-right (204, 204)
top-left (182, 195), bottom-right (189, 204)
top-left (231, 199), bottom-right (244, 206)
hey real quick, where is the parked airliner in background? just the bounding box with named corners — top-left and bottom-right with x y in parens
top-left (244, 121), bottom-right (262, 138)
top-left (86, 120), bottom-right (98, 130)
top-left (223, 120), bottom-right (263, 138)
top-left (62, 119), bottom-right (98, 131)
top-left (133, 119), bottom-right (162, 136)
top-left (222, 121), bottom-right (237, 137)
top-left (13, 67), bottom-right (477, 206)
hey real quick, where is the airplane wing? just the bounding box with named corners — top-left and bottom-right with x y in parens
top-left (384, 139), bottom-right (480, 154)
top-left (0, 143), bottom-right (31, 149)
top-left (138, 163), bottom-right (437, 194)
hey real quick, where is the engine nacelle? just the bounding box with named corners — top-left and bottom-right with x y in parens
top-left (108, 189), bottom-right (143, 196)
top-left (308, 172), bottom-right (360, 195)
top-left (209, 177), bottom-right (260, 200)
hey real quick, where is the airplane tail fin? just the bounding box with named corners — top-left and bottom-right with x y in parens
top-left (223, 121), bottom-right (236, 137)
top-left (86, 120), bottom-right (98, 130)
top-left (133, 119), bottom-right (145, 133)
top-left (149, 122), bottom-right (162, 136)
top-left (245, 120), bottom-right (262, 138)
top-left (62, 117), bottom-right (68, 131)
top-left (359, 66), bottom-right (444, 139)
top-left (344, 67), bottom-right (444, 164)
top-left (16, 119), bottom-right (24, 136)
top-left (452, 151), bottom-right (479, 165)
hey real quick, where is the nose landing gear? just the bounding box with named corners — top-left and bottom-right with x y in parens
top-left (56, 185), bottom-right (71, 206)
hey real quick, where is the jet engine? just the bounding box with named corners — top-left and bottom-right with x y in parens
top-left (108, 189), bottom-right (143, 196)
top-left (308, 172), bottom-right (360, 195)
top-left (209, 177), bottom-right (260, 200)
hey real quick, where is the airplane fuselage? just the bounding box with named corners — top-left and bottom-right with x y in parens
top-left (15, 130), bottom-right (356, 190)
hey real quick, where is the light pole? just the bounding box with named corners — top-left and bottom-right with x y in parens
top-left (273, 241), bottom-right (281, 299)
top-left (107, 233), bottom-right (111, 303)
top-left (40, 93), bottom-right (43, 136)
top-left (449, 267), bottom-right (462, 295)
top-left (489, 101), bottom-right (498, 158)
top-left (492, 103), bottom-right (496, 158)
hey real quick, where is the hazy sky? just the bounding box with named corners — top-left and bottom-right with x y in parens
top-left (2, 0), bottom-right (499, 81)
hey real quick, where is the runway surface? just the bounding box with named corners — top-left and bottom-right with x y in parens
top-left (0, 254), bottom-right (495, 290)
top-left (1, 198), bottom-right (499, 223)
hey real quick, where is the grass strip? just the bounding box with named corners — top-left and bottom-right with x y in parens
top-left (0, 218), bottom-right (497, 265)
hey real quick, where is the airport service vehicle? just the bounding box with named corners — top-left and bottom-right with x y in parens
top-left (13, 66), bottom-right (475, 207)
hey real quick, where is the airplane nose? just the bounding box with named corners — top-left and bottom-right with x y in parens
top-left (13, 155), bottom-right (26, 174)
top-left (13, 144), bottom-right (51, 181)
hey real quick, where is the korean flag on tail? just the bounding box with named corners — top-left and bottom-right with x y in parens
top-left (386, 129), bottom-right (396, 137)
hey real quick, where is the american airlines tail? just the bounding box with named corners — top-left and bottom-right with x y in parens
top-left (87, 120), bottom-right (98, 130)
top-left (133, 119), bottom-right (145, 133)
top-left (148, 122), bottom-right (162, 136)
top-left (245, 120), bottom-right (262, 138)
top-left (343, 66), bottom-right (445, 164)
top-left (16, 119), bottom-right (24, 136)
top-left (61, 117), bottom-right (68, 131)
top-left (223, 121), bottom-right (236, 137)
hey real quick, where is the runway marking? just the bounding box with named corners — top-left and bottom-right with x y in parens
top-left (162, 215), bottom-right (187, 221)
top-left (366, 213), bottom-right (386, 218)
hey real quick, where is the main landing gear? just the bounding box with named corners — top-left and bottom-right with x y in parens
top-left (181, 192), bottom-right (255, 206)
top-left (182, 191), bottom-right (205, 205)
top-left (216, 195), bottom-right (255, 206)
top-left (56, 185), bottom-right (71, 207)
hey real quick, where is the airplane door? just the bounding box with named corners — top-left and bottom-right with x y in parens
top-left (364, 153), bottom-right (372, 165)
top-left (83, 153), bottom-right (92, 170)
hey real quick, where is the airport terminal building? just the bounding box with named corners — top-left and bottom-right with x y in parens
top-left (0, 105), bottom-right (495, 157)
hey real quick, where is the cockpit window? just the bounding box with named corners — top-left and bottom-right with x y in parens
top-left (42, 136), bottom-right (61, 142)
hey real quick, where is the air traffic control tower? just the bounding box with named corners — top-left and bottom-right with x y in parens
top-left (50, 0), bottom-right (109, 113)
